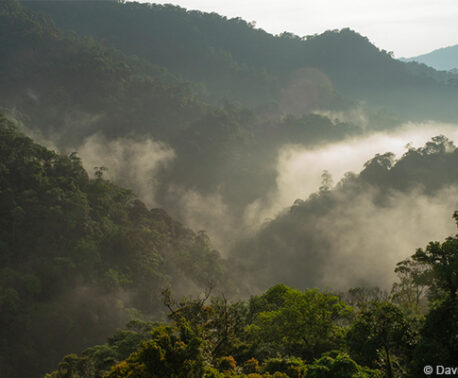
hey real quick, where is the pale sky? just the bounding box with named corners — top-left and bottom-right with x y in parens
top-left (136, 0), bottom-right (458, 57)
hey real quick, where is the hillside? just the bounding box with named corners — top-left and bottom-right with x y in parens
top-left (46, 229), bottom-right (458, 377)
top-left (1, 2), bottom-right (458, 376)
top-left (401, 44), bottom-right (458, 71)
top-left (0, 0), bottom-right (210, 143)
top-left (0, 115), bottom-right (231, 377)
top-left (22, 0), bottom-right (458, 121)
top-left (232, 136), bottom-right (458, 291)
top-left (0, 0), bottom-right (365, 218)
top-left (0, 0), bottom-right (258, 204)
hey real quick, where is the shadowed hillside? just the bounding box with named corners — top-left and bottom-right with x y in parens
top-left (21, 0), bottom-right (458, 120)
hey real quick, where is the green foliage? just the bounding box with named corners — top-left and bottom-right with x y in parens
top-left (163, 289), bottom-right (249, 363)
top-left (1, 2), bottom-right (458, 377)
top-left (3, 0), bottom-right (420, 231)
top-left (410, 233), bottom-right (458, 301)
top-left (47, 240), bottom-right (458, 378)
top-left (391, 258), bottom-right (429, 316)
top-left (105, 321), bottom-right (205, 378)
top-left (23, 0), bottom-right (458, 120)
top-left (233, 136), bottom-right (458, 291)
top-left (0, 116), bottom-right (229, 377)
top-left (262, 357), bottom-right (307, 377)
top-left (346, 302), bottom-right (414, 377)
top-left (216, 356), bottom-right (237, 372)
top-left (405, 214), bottom-right (458, 374)
top-left (243, 358), bottom-right (261, 374)
top-left (412, 297), bottom-right (458, 373)
top-left (247, 284), bottom-right (351, 360)
top-left (307, 352), bottom-right (381, 377)
top-left (44, 320), bottom-right (160, 378)
top-left (0, 0), bottom-right (263, 205)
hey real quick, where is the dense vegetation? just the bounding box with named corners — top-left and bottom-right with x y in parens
top-left (4, 0), bottom-right (457, 217)
top-left (0, 117), bottom-right (232, 377)
top-left (45, 214), bottom-right (458, 377)
top-left (232, 136), bottom-right (458, 290)
top-left (22, 0), bottom-right (458, 120)
top-left (1, 0), bottom-right (457, 376)
top-left (0, 0), bottom-right (365, 212)
top-left (1, 115), bottom-right (457, 378)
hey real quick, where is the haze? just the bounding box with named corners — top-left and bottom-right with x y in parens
top-left (2, 1), bottom-right (458, 375)
top-left (140, 0), bottom-right (458, 57)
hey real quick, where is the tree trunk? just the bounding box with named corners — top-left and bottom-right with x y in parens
top-left (384, 345), bottom-right (393, 378)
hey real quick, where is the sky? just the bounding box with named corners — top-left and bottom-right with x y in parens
top-left (137, 0), bottom-right (458, 57)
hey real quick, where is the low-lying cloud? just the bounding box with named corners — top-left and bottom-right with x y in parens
top-left (164, 186), bottom-right (234, 252)
top-left (232, 122), bottom-right (458, 292)
top-left (22, 116), bottom-right (457, 293)
top-left (244, 121), bottom-right (458, 229)
top-left (76, 134), bottom-right (175, 207)
top-left (316, 186), bottom-right (458, 289)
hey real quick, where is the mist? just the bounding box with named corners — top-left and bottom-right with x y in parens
top-left (232, 124), bottom-right (458, 292)
top-left (3, 1), bottom-right (458, 375)
top-left (34, 116), bottom-right (456, 291)
top-left (310, 185), bottom-right (458, 289)
top-left (244, 121), bottom-right (458, 228)
top-left (235, 185), bottom-right (458, 291)
top-left (70, 122), bottom-right (458, 272)
top-left (75, 133), bottom-right (175, 207)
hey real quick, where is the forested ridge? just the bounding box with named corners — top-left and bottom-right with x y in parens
top-left (232, 136), bottom-right (458, 290)
top-left (21, 0), bottom-right (458, 119)
top-left (0, 0), bottom-right (457, 376)
top-left (2, 116), bottom-right (457, 378)
top-left (0, 117), bottom-right (232, 376)
top-left (1, 0), bottom-right (366, 216)
top-left (45, 212), bottom-right (458, 377)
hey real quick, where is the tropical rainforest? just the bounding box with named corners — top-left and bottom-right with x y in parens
top-left (0, 0), bottom-right (457, 377)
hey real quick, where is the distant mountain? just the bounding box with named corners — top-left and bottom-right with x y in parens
top-left (0, 0), bottom-right (364, 218)
top-left (401, 44), bottom-right (458, 71)
top-left (20, 1), bottom-right (458, 121)
top-left (1, 2), bottom-right (458, 376)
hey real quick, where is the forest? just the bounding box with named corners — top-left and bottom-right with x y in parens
top-left (0, 0), bottom-right (457, 377)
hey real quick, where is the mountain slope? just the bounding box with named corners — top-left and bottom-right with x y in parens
top-left (401, 44), bottom-right (458, 71)
top-left (22, 0), bottom-right (458, 121)
top-left (0, 115), bottom-right (231, 377)
top-left (231, 136), bottom-right (458, 291)
top-left (0, 0), bottom-right (263, 200)
top-left (1, 0), bottom-right (363, 211)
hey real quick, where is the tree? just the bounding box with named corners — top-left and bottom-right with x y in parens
top-left (410, 212), bottom-right (458, 301)
top-left (391, 258), bottom-right (428, 316)
top-left (247, 284), bottom-right (351, 360)
top-left (262, 357), bottom-right (307, 378)
top-left (408, 211), bottom-right (458, 373)
top-left (412, 297), bottom-right (458, 372)
top-left (306, 351), bottom-right (381, 378)
top-left (346, 302), bottom-right (413, 378)
top-left (162, 289), bottom-right (248, 362)
top-left (105, 320), bottom-right (204, 378)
